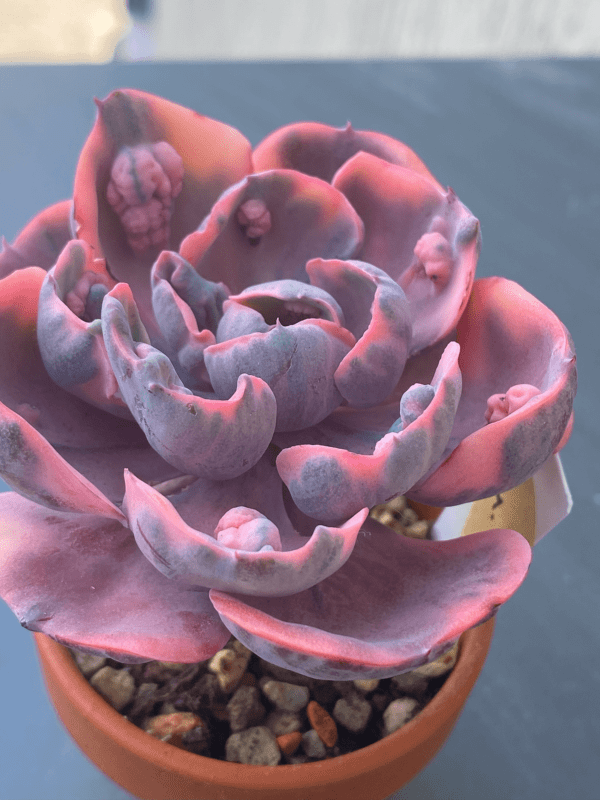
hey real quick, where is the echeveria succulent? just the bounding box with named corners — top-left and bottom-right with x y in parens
top-left (0, 89), bottom-right (576, 680)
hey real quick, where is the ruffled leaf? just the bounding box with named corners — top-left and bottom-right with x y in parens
top-left (102, 285), bottom-right (277, 479)
top-left (0, 200), bottom-right (72, 279)
top-left (408, 277), bottom-right (577, 506)
top-left (252, 121), bottom-right (441, 186)
top-left (333, 152), bottom-right (479, 353)
top-left (0, 492), bottom-right (229, 662)
top-left (307, 258), bottom-right (412, 407)
top-left (277, 341), bottom-right (461, 522)
top-left (124, 470), bottom-right (368, 596)
top-left (210, 516), bottom-right (531, 680)
top-left (205, 318), bottom-right (355, 432)
top-left (179, 169), bottom-right (364, 292)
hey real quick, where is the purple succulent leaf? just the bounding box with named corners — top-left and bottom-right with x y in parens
top-left (102, 285), bottom-right (277, 478)
top-left (204, 319), bottom-right (355, 432)
top-left (0, 200), bottom-right (72, 279)
top-left (0, 267), bottom-right (148, 449)
top-left (229, 279), bottom-right (345, 327)
top-left (0, 400), bottom-right (125, 522)
top-left (333, 152), bottom-right (479, 353)
top-left (179, 169), bottom-right (364, 293)
top-left (73, 89), bottom-right (252, 346)
top-left (276, 341), bottom-right (461, 522)
top-left (253, 121), bottom-right (442, 186)
top-left (210, 516), bottom-right (531, 680)
top-left (124, 470), bottom-right (368, 596)
top-left (307, 258), bottom-right (412, 407)
top-left (36, 240), bottom-right (136, 418)
top-left (216, 300), bottom-right (271, 342)
top-left (0, 492), bottom-right (230, 662)
top-left (408, 277), bottom-right (577, 506)
top-left (151, 250), bottom-right (229, 333)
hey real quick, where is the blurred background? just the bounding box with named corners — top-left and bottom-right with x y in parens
top-left (1, 0), bottom-right (599, 63)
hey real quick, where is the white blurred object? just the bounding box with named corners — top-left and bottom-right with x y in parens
top-left (137, 0), bottom-right (600, 61)
top-left (0, 0), bottom-right (130, 62)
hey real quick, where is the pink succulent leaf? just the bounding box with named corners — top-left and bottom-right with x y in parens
top-left (0, 267), bottom-right (147, 449)
top-left (276, 341), bottom-right (461, 523)
top-left (73, 89), bottom-right (252, 345)
top-left (0, 492), bottom-right (230, 662)
top-left (228, 279), bottom-right (345, 328)
top-left (333, 152), bottom-right (479, 353)
top-left (36, 240), bottom-right (134, 418)
top-left (0, 400), bottom-right (125, 522)
top-left (216, 300), bottom-right (271, 342)
top-left (55, 444), bottom-right (185, 505)
top-left (102, 286), bottom-right (277, 479)
top-left (204, 319), bottom-right (355, 433)
top-left (252, 122), bottom-right (442, 187)
top-left (179, 170), bottom-right (364, 293)
top-left (210, 516), bottom-right (532, 680)
top-left (0, 200), bottom-right (72, 279)
top-left (408, 277), bottom-right (576, 506)
top-left (307, 258), bottom-right (412, 407)
top-left (124, 470), bottom-right (368, 596)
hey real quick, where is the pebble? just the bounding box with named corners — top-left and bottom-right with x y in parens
top-left (265, 709), bottom-right (303, 736)
top-left (128, 682), bottom-right (159, 721)
top-left (412, 642), bottom-right (459, 678)
top-left (353, 678), bottom-right (380, 693)
top-left (307, 700), bottom-right (337, 748)
top-left (144, 712), bottom-right (205, 748)
top-left (74, 652), bottom-right (106, 677)
top-left (260, 678), bottom-right (310, 712)
top-left (276, 731), bottom-right (303, 756)
top-left (90, 666), bottom-right (135, 711)
top-left (333, 691), bottom-right (372, 734)
top-left (208, 646), bottom-right (250, 693)
top-left (390, 671), bottom-right (430, 697)
top-left (301, 728), bottom-right (327, 759)
top-left (227, 685), bottom-right (266, 732)
top-left (225, 726), bottom-right (281, 765)
top-left (405, 520), bottom-right (430, 539)
top-left (382, 698), bottom-right (419, 736)
top-left (181, 722), bottom-right (212, 756)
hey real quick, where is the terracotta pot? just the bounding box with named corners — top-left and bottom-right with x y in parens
top-left (34, 617), bottom-right (494, 800)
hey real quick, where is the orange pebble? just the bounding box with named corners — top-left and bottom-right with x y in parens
top-left (276, 730), bottom-right (303, 756)
top-left (307, 700), bottom-right (337, 748)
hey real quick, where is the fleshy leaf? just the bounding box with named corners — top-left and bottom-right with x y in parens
top-left (408, 277), bottom-right (577, 506)
top-left (229, 279), bottom-right (345, 327)
top-left (124, 470), bottom-right (368, 596)
top-left (0, 400), bottom-right (124, 522)
top-left (0, 492), bottom-right (229, 662)
top-left (333, 152), bottom-right (479, 353)
top-left (210, 516), bottom-right (531, 680)
top-left (307, 258), bottom-right (412, 407)
top-left (277, 341), bottom-right (461, 522)
top-left (73, 89), bottom-right (252, 342)
top-left (204, 319), bottom-right (355, 432)
top-left (0, 266), bottom-right (147, 449)
top-left (102, 285), bottom-right (277, 478)
top-left (252, 122), bottom-right (441, 186)
top-left (0, 200), bottom-right (72, 279)
top-left (36, 240), bottom-right (135, 417)
top-left (179, 170), bottom-right (364, 292)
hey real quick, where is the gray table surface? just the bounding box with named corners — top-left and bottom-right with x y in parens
top-left (0, 60), bottom-right (598, 800)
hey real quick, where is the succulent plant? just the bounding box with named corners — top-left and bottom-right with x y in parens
top-left (0, 89), bottom-right (576, 680)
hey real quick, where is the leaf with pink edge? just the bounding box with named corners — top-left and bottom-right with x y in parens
top-left (333, 152), bottom-right (479, 353)
top-left (277, 341), bottom-right (461, 522)
top-left (0, 492), bottom-right (229, 662)
top-left (407, 277), bottom-right (577, 506)
top-left (124, 470), bottom-right (368, 596)
top-left (209, 516), bottom-right (532, 680)
top-left (252, 121), bottom-right (442, 186)
top-left (0, 200), bottom-right (72, 279)
top-left (179, 169), bottom-right (364, 292)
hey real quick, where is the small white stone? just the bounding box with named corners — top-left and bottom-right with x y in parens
top-left (382, 697), bottom-right (419, 735)
top-left (265, 709), bottom-right (303, 736)
top-left (301, 728), bottom-right (327, 759)
top-left (333, 692), bottom-right (372, 734)
top-left (260, 679), bottom-right (310, 712)
top-left (90, 666), bottom-right (135, 711)
top-left (412, 642), bottom-right (459, 678)
top-left (225, 726), bottom-right (280, 765)
top-left (208, 647), bottom-right (250, 693)
top-left (353, 678), bottom-right (380, 693)
top-left (73, 652), bottom-right (106, 677)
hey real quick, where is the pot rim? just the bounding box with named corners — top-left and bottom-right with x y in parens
top-left (34, 617), bottom-right (494, 793)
